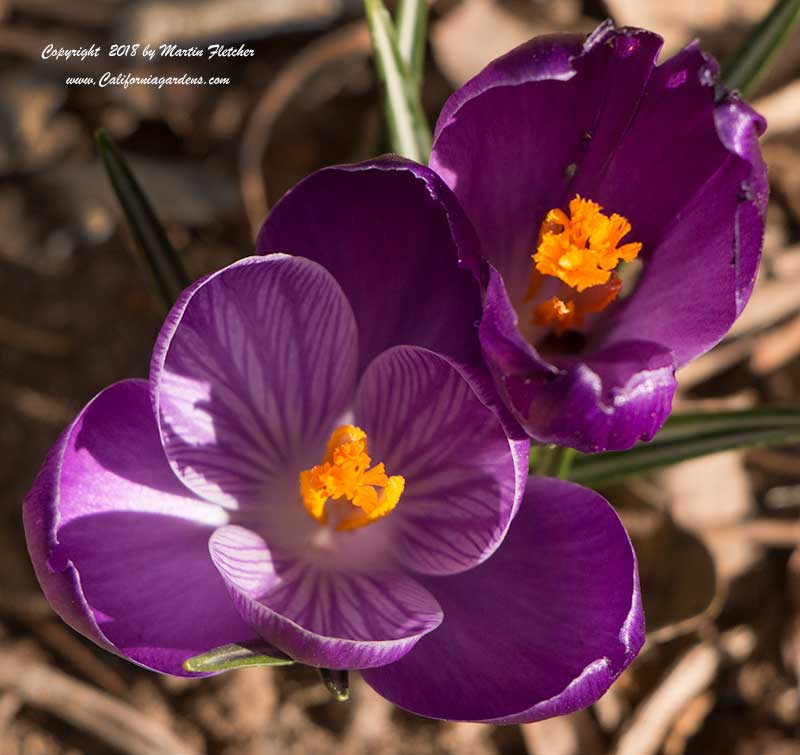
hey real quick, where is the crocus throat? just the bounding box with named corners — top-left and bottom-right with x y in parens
top-left (299, 425), bottom-right (405, 532)
top-left (528, 195), bottom-right (641, 336)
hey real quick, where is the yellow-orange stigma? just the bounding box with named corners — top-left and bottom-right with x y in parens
top-left (529, 196), bottom-right (641, 334)
top-left (299, 425), bottom-right (404, 532)
top-left (533, 278), bottom-right (622, 335)
top-left (534, 297), bottom-right (578, 335)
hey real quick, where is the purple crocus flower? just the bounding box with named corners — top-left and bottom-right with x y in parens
top-left (25, 160), bottom-right (643, 722)
top-left (429, 21), bottom-right (767, 452)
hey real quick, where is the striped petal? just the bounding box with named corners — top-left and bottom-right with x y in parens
top-left (151, 255), bottom-right (358, 511)
top-left (209, 525), bottom-right (443, 669)
top-left (354, 346), bottom-right (525, 575)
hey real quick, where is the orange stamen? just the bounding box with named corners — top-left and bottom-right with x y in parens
top-left (533, 196), bottom-right (642, 293)
top-left (299, 425), bottom-right (404, 531)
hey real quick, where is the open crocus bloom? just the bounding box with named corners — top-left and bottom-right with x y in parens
top-left (25, 160), bottom-right (643, 722)
top-left (430, 21), bottom-right (767, 452)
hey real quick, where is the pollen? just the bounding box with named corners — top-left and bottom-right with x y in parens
top-left (299, 425), bottom-right (404, 532)
top-left (533, 196), bottom-right (642, 293)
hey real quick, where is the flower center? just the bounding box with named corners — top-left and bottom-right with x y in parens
top-left (299, 424), bottom-right (405, 532)
top-left (527, 195), bottom-right (641, 336)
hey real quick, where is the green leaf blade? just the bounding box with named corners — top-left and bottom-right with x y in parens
top-left (183, 642), bottom-right (295, 673)
top-left (722, 0), bottom-right (800, 97)
top-left (95, 129), bottom-right (189, 311)
top-left (568, 408), bottom-right (800, 487)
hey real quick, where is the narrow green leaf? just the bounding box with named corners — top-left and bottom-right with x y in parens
top-left (568, 408), bottom-right (800, 487)
top-left (722, 0), bottom-right (800, 97)
top-left (183, 642), bottom-right (294, 673)
top-left (95, 129), bottom-right (189, 311)
top-left (364, 0), bottom-right (432, 162)
top-left (396, 0), bottom-right (428, 89)
top-left (318, 668), bottom-right (350, 701)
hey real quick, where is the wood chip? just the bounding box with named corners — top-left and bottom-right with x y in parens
top-left (0, 315), bottom-right (72, 357)
top-left (763, 144), bottom-right (800, 223)
top-left (771, 244), bottom-right (800, 278)
top-left (119, 0), bottom-right (343, 47)
top-left (676, 339), bottom-right (752, 390)
top-left (0, 651), bottom-right (196, 755)
top-left (754, 81), bottom-right (800, 139)
top-left (662, 692), bottom-right (715, 755)
top-left (344, 677), bottom-right (393, 746)
top-left (728, 276), bottom-right (800, 338)
top-left (0, 691), bottom-right (22, 740)
top-left (1, 382), bottom-right (75, 426)
top-left (9, 0), bottom-right (114, 27)
top-left (660, 454), bottom-right (763, 614)
top-left (610, 628), bottom-right (755, 755)
top-left (522, 710), bottom-right (603, 755)
top-left (593, 685), bottom-right (628, 734)
top-left (431, 0), bottom-right (592, 87)
top-left (603, 0), bottom-right (772, 55)
top-left (750, 314), bottom-right (800, 375)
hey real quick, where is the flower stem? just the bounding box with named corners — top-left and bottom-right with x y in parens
top-left (364, 0), bottom-right (432, 162)
top-left (396, 0), bottom-right (428, 91)
top-left (530, 445), bottom-right (576, 479)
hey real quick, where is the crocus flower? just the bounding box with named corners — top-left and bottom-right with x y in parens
top-left (430, 21), bottom-right (767, 452)
top-left (26, 160), bottom-right (643, 722)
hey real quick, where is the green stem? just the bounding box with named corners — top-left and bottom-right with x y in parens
top-left (531, 445), bottom-right (576, 478)
top-left (396, 0), bottom-right (427, 90)
top-left (556, 447), bottom-right (577, 479)
top-left (364, 0), bottom-right (432, 162)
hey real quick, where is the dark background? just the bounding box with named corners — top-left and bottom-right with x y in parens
top-left (2, 1), bottom-right (800, 753)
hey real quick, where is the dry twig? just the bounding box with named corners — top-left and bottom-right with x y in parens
top-left (522, 710), bottom-right (603, 755)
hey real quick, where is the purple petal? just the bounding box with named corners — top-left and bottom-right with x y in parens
top-left (432, 23), bottom-right (765, 451)
top-left (583, 46), bottom-right (767, 365)
top-left (363, 478), bottom-right (643, 722)
top-left (23, 380), bottom-right (259, 676)
top-left (209, 525), bottom-right (443, 669)
top-left (430, 23), bottom-right (662, 302)
top-left (715, 100), bottom-right (768, 314)
top-left (481, 266), bottom-right (677, 451)
top-left (256, 157), bottom-right (483, 372)
top-left (151, 255), bottom-right (358, 510)
top-left (354, 346), bottom-right (527, 574)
